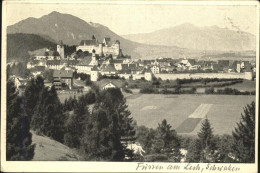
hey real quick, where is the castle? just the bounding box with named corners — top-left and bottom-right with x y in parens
top-left (76, 35), bottom-right (121, 58)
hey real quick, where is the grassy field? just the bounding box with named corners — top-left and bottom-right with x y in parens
top-left (32, 131), bottom-right (81, 161)
top-left (126, 94), bottom-right (255, 135)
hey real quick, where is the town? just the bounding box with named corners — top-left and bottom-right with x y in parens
top-left (10, 35), bottom-right (256, 91)
top-left (4, 3), bottom-right (257, 168)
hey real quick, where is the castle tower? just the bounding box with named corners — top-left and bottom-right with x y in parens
top-left (57, 40), bottom-right (65, 59)
top-left (114, 40), bottom-right (120, 57)
top-left (91, 65), bottom-right (99, 81)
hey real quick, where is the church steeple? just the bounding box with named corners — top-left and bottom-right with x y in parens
top-left (58, 40), bottom-right (63, 46)
top-left (90, 49), bottom-right (98, 66)
top-left (57, 40), bottom-right (64, 59)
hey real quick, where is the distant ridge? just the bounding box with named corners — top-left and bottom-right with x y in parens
top-left (7, 11), bottom-right (140, 57)
top-left (7, 11), bottom-right (255, 59)
top-left (122, 23), bottom-right (256, 51)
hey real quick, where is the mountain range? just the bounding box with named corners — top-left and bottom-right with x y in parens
top-left (7, 11), bottom-right (255, 60)
top-left (122, 23), bottom-right (255, 51)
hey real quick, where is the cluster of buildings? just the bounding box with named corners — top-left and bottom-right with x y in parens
top-left (141, 58), bottom-right (255, 74)
top-left (76, 35), bottom-right (121, 58)
top-left (24, 36), bottom-right (255, 90)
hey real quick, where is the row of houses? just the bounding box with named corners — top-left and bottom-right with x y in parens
top-left (140, 58), bottom-right (255, 74)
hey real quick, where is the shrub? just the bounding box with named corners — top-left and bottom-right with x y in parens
top-left (123, 87), bottom-right (133, 94)
top-left (140, 86), bottom-right (158, 94)
top-left (205, 87), bottom-right (214, 94)
top-left (160, 88), bottom-right (173, 94)
top-left (190, 87), bottom-right (197, 94)
top-left (144, 154), bottom-right (168, 162)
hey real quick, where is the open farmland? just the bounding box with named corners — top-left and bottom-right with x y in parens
top-left (126, 94), bottom-right (255, 135)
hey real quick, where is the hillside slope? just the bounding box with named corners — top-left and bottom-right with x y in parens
top-left (7, 11), bottom-right (138, 56)
top-left (122, 23), bottom-right (256, 51)
top-left (7, 33), bottom-right (56, 62)
top-left (7, 11), bottom-right (206, 59)
top-left (32, 131), bottom-right (81, 161)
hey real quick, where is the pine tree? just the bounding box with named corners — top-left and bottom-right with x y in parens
top-left (198, 118), bottom-right (214, 149)
top-left (232, 101), bottom-right (255, 163)
top-left (81, 88), bottom-right (134, 161)
top-left (47, 86), bottom-right (65, 142)
top-left (81, 108), bottom-right (124, 161)
top-left (6, 80), bottom-right (35, 160)
top-left (98, 88), bottom-right (136, 158)
top-left (24, 76), bottom-right (44, 122)
top-left (151, 119), bottom-right (182, 162)
top-left (64, 95), bottom-right (89, 148)
top-left (31, 86), bottom-right (65, 142)
top-left (197, 118), bottom-right (216, 162)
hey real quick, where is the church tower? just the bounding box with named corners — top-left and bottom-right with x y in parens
top-left (89, 49), bottom-right (98, 66)
top-left (57, 40), bottom-right (65, 59)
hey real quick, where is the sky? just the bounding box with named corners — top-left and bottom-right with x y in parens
top-left (5, 1), bottom-right (257, 35)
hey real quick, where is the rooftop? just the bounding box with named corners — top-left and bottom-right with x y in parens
top-left (79, 40), bottom-right (98, 46)
top-left (53, 70), bottom-right (73, 78)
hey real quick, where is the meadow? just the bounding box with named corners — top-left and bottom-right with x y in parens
top-left (126, 94), bottom-right (255, 135)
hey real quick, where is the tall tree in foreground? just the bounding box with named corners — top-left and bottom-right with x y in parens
top-left (151, 119), bottom-right (182, 162)
top-left (6, 80), bottom-right (35, 160)
top-left (98, 88), bottom-right (136, 159)
top-left (186, 118), bottom-right (216, 162)
top-left (197, 118), bottom-right (216, 162)
top-left (24, 76), bottom-right (44, 122)
top-left (64, 95), bottom-right (89, 148)
top-left (31, 86), bottom-right (65, 142)
top-left (81, 88), bottom-right (135, 161)
top-left (232, 101), bottom-right (255, 163)
top-left (81, 107), bottom-right (125, 161)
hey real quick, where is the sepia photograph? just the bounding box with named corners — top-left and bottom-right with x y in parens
top-left (1, 0), bottom-right (259, 172)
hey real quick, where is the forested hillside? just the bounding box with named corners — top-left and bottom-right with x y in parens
top-left (7, 33), bottom-right (56, 62)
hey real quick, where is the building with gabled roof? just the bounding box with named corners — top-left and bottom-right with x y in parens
top-left (95, 79), bottom-right (123, 90)
top-left (101, 64), bottom-right (117, 76)
top-left (53, 70), bottom-right (74, 90)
